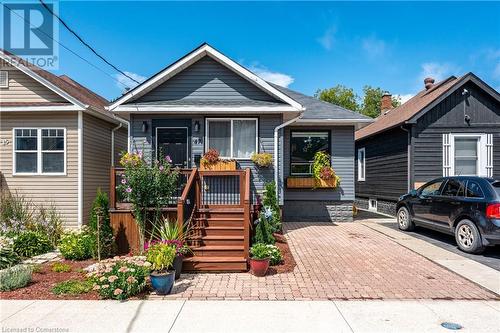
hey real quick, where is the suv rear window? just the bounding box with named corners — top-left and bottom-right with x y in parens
top-left (492, 181), bottom-right (500, 196)
top-left (466, 181), bottom-right (484, 198)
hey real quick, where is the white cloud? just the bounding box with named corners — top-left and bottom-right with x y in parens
top-left (249, 65), bottom-right (294, 87)
top-left (115, 71), bottom-right (146, 90)
top-left (361, 36), bottom-right (386, 57)
top-left (419, 62), bottom-right (457, 82)
top-left (394, 94), bottom-right (413, 104)
top-left (317, 26), bottom-right (337, 51)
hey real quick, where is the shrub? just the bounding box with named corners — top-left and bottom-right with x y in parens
top-left (251, 153), bottom-right (273, 167)
top-left (33, 205), bottom-right (64, 248)
top-left (51, 262), bottom-right (71, 273)
top-left (254, 208), bottom-right (275, 245)
top-left (145, 243), bottom-right (176, 272)
top-left (262, 182), bottom-right (281, 232)
top-left (266, 245), bottom-right (283, 265)
top-left (13, 231), bottom-right (52, 258)
top-left (58, 228), bottom-right (94, 260)
top-left (0, 264), bottom-right (33, 291)
top-left (0, 236), bottom-right (20, 269)
top-left (250, 243), bottom-right (270, 259)
top-left (52, 279), bottom-right (92, 295)
top-left (89, 189), bottom-right (114, 259)
top-left (85, 256), bottom-right (150, 300)
top-left (0, 191), bottom-right (33, 234)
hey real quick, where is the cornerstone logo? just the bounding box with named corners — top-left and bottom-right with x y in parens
top-left (1, 1), bottom-right (59, 69)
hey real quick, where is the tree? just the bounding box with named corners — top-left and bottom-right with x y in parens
top-left (315, 85), bottom-right (359, 112)
top-left (360, 86), bottom-right (401, 118)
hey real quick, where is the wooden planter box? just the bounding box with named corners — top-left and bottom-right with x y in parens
top-left (287, 177), bottom-right (338, 189)
top-left (200, 160), bottom-right (237, 171)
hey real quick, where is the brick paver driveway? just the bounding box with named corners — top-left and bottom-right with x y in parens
top-left (161, 222), bottom-right (498, 300)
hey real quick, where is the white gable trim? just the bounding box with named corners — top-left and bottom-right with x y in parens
top-left (107, 44), bottom-right (304, 111)
top-left (0, 51), bottom-right (88, 110)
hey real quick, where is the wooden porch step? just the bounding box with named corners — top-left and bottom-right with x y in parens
top-left (192, 226), bottom-right (244, 236)
top-left (197, 207), bottom-right (245, 218)
top-left (183, 256), bottom-right (247, 272)
top-left (187, 235), bottom-right (244, 246)
top-left (190, 245), bottom-right (245, 257)
top-left (194, 217), bottom-right (244, 227)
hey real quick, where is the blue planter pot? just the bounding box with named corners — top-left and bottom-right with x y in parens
top-left (173, 256), bottom-right (183, 280)
top-left (150, 271), bottom-right (175, 295)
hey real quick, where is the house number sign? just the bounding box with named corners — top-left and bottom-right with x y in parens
top-left (0, 139), bottom-right (10, 146)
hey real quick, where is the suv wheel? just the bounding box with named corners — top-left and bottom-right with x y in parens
top-left (397, 206), bottom-right (414, 231)
top-left (455, 219), bottom-right (485, 254)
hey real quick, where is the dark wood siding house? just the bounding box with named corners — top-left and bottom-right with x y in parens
top-left (355, 73), bottom-right (500, 216)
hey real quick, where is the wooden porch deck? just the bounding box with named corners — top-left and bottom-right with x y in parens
top-left (109, 167), bottom-right (252, 272)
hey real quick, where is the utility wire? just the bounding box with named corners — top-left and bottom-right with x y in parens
top-left (2, 3), bottom-right (130, 89)
top-left (39, 0), bottom-right (140, 84)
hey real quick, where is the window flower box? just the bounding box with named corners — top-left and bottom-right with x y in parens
top-left (286, 177), bottom-right (338, 189)
top-left (200, 160), bottom-right (237, 171)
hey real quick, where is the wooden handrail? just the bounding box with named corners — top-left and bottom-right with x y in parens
top-left (199, 170), bottom-right (245, 176)
top-left (244, 168), bottom-right (250, 203)
top-left (177, 168), bottom-right (198, 236)
top-left (178, 168), bottom-right (198, 204)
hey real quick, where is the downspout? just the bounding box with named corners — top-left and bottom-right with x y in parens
top-left (111, 122), bottom-right (123, 166)
top-left (273, 113), bottom-right (304, 203)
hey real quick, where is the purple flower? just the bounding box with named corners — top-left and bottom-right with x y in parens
top-left (159, 165), bottom-right (164, 171)
top-left (164, 155), bottom-right (172, 163)
top-left (125, 187), bottom-right (132, 193)
top-left (121, 178), bottom-right (127, 184)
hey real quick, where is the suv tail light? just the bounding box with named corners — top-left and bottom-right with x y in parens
top-left (486, 203), bottom-right (500, 219)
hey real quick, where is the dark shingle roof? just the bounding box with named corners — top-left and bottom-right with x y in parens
top-left (129, 99), bottom-right (286, 107)
top-left (270, 83), bottom-right (372, 121)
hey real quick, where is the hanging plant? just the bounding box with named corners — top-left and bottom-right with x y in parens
top-left (251, 153), bottom-right (273, 168)
top-left (312, 151), bottom-right (340, 189)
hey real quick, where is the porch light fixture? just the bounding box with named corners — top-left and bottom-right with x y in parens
top-left (142, 121), bottom-right (148, 133)
top-left (194, 121), bottom-right (200, 133)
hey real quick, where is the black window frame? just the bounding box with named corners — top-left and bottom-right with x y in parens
top-left (289, 130), bottom-right (331, 176)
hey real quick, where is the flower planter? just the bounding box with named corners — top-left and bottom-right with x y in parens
top-left (150, 270), bottom-right (175, 295)
top-left (286, 177), bottom-right (338, 189)
top-left (173, 255), bottom-right (183, 280)
top-left (200, 160), bottom-right (237, 171)
top-left (249, 257), bottom-right (270, 277)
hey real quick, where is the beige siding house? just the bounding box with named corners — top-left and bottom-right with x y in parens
top-left (0, 50), bottom-right (127, 228)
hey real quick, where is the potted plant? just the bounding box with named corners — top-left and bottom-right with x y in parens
top-left (200, 149), bottom-right (236, 171)
top-left (249, 243), bottom-right (271, 277)
top-left (145, 242), bottom-right (177, 295)
top-left (251, 152), bottom-right (273, 168)
top-left (287, 151), bottom-right (340, 189)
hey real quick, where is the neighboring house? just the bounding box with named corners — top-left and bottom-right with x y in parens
top-left (355, 73), bottom-right (500, 216)
top-left (0, 50), bottom-right (128, 228)
top-left (108, 43), bottom-right (372, 222)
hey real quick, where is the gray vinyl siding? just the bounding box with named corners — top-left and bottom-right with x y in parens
top-left (413, 81), bottom-right (500, 183)
top-left (129, 114), bottom-right (282, 199)
top-left (134, 56), bottom-right (280, 103)
top-left (355, 127), bottom-right (408, 201)
top-left (283, 126), bottom-right (355, 202)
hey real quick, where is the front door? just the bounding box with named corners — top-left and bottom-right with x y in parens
top-left (156, 127), bottom-right (188, 168)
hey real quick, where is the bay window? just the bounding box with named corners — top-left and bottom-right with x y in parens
top-left (206, 118), bottom-right (257, 159)
top-left (13, 128), bottom-right (66, 175)
top-left (290, 131), bottom-right (330, 175)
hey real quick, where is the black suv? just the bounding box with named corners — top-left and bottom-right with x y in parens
top-left (396, 176), bottom-right (500, 254)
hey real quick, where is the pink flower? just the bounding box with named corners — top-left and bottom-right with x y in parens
top-left (93, 284), bottom-right (100, 290)
top-left (121, 178), bottom-right (127, 184)
top-left (165, 155), bottom-right (172, 163)
top-left (113, 288), bottom-right (123, 296)
top-left (101, 284), bottom-right (109, 288)
top-left (126, 187), bottom-right (132, 193)
top-left (108, 275), bottom-right (118, 283)
top-left (118, 266), bottom-right (129, 273)
top-left (126, 276), bottom-right (136, 284)
top-left (159, 165), bottom-right (164, 171)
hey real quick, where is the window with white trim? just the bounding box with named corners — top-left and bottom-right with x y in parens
top-left (206, 118), bottom-right (257, 159)
top-left (0, 71), bottom-right (8, 88)
top-left (14, 128), bottom-right (66, 175)
top-left (443, 133), bottom-right (492, 177)
top-left (358, 147), bottom-right (366, 181)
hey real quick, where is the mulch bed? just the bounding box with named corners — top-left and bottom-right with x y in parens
top-left (0, 260), bottom-right (99, 300)
top-left (268, 232), bottom-right (297, 275)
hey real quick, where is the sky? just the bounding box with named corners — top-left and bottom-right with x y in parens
top-left (6, 1), bottom-right (500, 101)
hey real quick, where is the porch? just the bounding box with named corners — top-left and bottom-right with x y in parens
top-left (109, 167), bottom-right (253, 272)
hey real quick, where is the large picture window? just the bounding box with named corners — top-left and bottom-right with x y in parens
top-left (13, 128), bottom-right (66, 175)
top-left (206, 118), bottom-right (257, 159)
top-left (290, 131), bottom-right (330, 175)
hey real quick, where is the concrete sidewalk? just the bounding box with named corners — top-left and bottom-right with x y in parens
top-left (1, 300), bottom-right (499, 333)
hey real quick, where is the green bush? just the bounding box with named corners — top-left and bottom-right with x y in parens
top-left (52, 279), bottom-right (92, 295)
top-left (0, 236), bottom-right (20, 269)
top-left (254, 209), bottom-right (275, 245)
top-left (0, 191), bottom-right (34, 234)
top-left (51, 262), bottom-right (71, 273)
top-left (58, 228), bottom-right (94, 260)
top-left (0, 264), bottom-right (33, 291)
top-left (266, 245), bottom-right (283, 265)
top-left (34, 205), bottom-right (64, 248)
top-left (262, 182), bottom-right (281, 232)
top-left (89, 189), bottom-right (114, 259)
top-left (13, 231), bottom-right (52, 258)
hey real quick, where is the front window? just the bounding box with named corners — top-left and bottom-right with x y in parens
top-left (290, 131), bottom-right (330, 175)
top-left (454, 137), bottom-right (478, 175)
top-left (14, 128), bottom-right (66, 175)
top-left (206, 118), bottom-right (257, 159)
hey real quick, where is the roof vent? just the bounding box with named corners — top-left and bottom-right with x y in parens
top-left (424, 77), bottom-right (435, 90)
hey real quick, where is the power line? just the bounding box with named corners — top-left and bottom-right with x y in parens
top-left (39, 0), bottom-right (140, 85)
top-left (2, 3), bottom-right (130, 90)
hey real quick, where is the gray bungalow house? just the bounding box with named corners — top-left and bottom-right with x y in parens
top-left (108, 43), bottom-right (372, 222)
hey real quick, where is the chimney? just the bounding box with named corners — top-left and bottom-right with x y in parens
top-left (381, 91), bottom-right (393, 113)
top-left (424, 77), bottom-right (435, 90)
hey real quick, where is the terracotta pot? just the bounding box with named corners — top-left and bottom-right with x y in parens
top-left (249, 257), bottom-right (270, 277)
